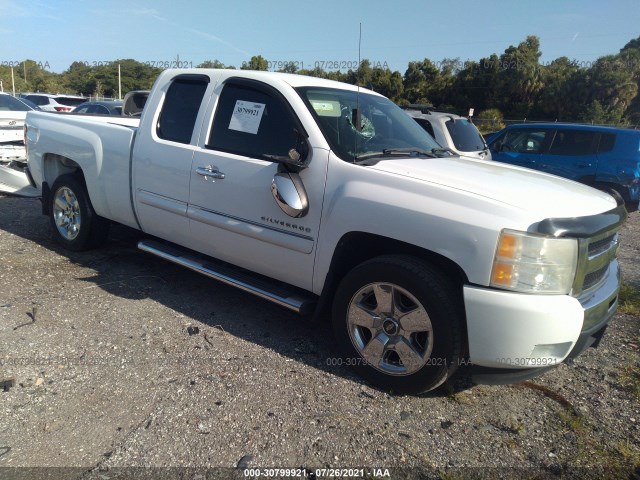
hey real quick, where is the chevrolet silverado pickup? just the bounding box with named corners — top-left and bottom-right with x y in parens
top-left (24, 69), bottom-right (626, 394)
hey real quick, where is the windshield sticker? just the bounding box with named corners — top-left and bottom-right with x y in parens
top-left (229, 100), bottom-right (266, 134)
top-left (309, 99), bottom-right (341, 117)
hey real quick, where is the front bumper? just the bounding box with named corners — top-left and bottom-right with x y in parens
top-left (464, 260), bottom-right (619, 384)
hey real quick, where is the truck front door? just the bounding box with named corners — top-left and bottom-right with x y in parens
top-left (188, 78), bottom-right (328, 291)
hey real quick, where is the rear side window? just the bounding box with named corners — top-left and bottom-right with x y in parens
top-left (548, 130), bottom-right (596, 156)
top-left (26, 95), bottom-right (50, 106)
top-left (207, 82), bottom-right (300, 160)
top-left (598, 133), bottom-right (616, 153)
top-left (56, 97), bottom-right (87, 107)
top-left (157, 77), bottom-right (209, 144)
top-left (445, 119), bottom-right (485, 152)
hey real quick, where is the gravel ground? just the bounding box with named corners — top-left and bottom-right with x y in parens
top-left (0, 194), bottom-right (638, 479)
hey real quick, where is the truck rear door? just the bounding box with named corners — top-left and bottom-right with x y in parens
top-left (132, 74), bottom-right (211, 246)
top-left (540, 128), bottom-right (599, 181)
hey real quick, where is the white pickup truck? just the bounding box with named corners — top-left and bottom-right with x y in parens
top-left (24, 69), bottom-right (626, 394)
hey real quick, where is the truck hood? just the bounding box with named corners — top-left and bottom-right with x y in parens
top-left (370, 156), bottom-right (617, 218)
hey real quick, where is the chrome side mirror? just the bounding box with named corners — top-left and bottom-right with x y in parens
top-left (271, 172), bottom-right (309, 218)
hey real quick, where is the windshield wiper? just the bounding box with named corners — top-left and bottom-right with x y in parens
top-left (430, 147), bottom-right (456, 156)
top-left (354, 148), bottom-right (437, 164)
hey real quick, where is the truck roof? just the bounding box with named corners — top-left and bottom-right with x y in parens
top-left (161, 68), bottom-right (382, 96)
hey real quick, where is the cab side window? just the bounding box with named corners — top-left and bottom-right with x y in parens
top-left (207, 82), bottom-right (300, 160)
top-left (501, 129), bottom-right (549, 153)
top-left (157, 76), bottom-right (209, 144)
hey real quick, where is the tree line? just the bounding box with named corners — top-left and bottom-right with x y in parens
top-left (1, 35), bottom-right (639, 127)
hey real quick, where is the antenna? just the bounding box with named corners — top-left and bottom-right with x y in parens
top-left (352, 22), bottom-right (362, 162)
top-left (357, 22), bottom-right (361, 91)
top-left (356, 22), bottom-right (362, 115)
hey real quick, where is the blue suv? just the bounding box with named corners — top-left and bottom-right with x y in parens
top-left (488, 123), bottom-right (640, 210)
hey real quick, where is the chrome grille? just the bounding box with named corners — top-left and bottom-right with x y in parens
top-left (588, 234), bottom-right (616, 257)
top-left (573, 231), bottom-right (620, 296)
top-left (582, 264), bottom-right (609, 290)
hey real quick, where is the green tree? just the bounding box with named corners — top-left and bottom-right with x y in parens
top-left (198, 60), bottom-right (233, 69)
top-left (447, 57), bottom-right (498, 114)
top-left (63, 61), bottom-right (95, 95)
top-left (297, 66), bottom-right (328, 79)
top-left (277, 61), bottom-right (298, 74)
top-left (370, 68), bottom-right (404, 101)
top-left (494, 36), bottom-right (544, 117)
top-left (582, 55), bottom-right (637, 123)
top-left (618, 40), bottom-right (640, 123)
top-left (0, 66), bottom-right (28, 93)
top-left (621, 36), bottom-right (640, 52)
top-left (241, 55), bottom-right (269, 71)
top-left (475, 108), bottom-right (505, 134)
top-left (578, 100), bottom-right (626, 124)
top-left (403, 59), bottom-right (440, 104)
top-left (536, 57), bottom-right (583, 120)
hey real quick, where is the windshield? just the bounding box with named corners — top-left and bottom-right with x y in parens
top-left (0, 94), bottom-right (32, 112)
top-left (296, 87), bottom-right (441, 162)
top-left (445, 118), bottom-right (486, 152)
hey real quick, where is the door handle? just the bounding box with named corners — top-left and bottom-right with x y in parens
top-left (196, 165), bottom-right (225, 180)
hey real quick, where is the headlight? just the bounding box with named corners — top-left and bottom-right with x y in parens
top-left (490, 229), bottom-right (578, 294)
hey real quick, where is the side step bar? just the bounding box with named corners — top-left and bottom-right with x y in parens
top-left (138, 240), bottom-right (316, 315)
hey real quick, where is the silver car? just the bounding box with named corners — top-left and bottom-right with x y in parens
top-left (402, 105), bottom-right (491, 160)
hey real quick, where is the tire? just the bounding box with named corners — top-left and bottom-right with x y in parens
top-left (332, 255), bottom-right (464, 394)
top-left (49, 174), bottom-right (110, 251)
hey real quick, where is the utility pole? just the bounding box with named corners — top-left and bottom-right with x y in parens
top-left (118, 63), bottom-right (122, 100)
top-left (11, 67), bottom-right (16, 96)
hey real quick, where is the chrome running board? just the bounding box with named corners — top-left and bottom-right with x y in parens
top-left (138, 239), bottom-right (316, 314)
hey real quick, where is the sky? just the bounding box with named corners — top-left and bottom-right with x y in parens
top-left (0, 0), bottom-right (639, 74)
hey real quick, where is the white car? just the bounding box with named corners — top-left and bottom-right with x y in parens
top-left (0, 92), bottom-right (40, 196)
top-left (25, 69), bottom-right (624, 394)
top-left (23, 93), bottom-right (87, 112)
top-left (403, 105), bottom-right (491, 160)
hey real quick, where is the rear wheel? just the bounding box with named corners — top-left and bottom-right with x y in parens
top-left (50, 174), bottom-right (110, 251)
top-left (332, 255), bottom-right (464, 394)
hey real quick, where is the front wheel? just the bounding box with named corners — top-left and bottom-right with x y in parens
top-left (332, 255), bottom-right (464, 394)
top-left (49, 174), bottom-right (110, 251)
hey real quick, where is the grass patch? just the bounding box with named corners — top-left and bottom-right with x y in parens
top-left (522, 382), bottom-right (639, 474)
top-left (618, 282), bottom-right (640, 316)
top-left (553, 400), bottom-right (640, 475)
top-left (618, 355), bottom-right (640, 402)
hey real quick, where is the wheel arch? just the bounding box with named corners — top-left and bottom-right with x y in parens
top-left (48, 173), bottom-right (110, 251)
top-left (315, 231), bottom-right (469, 319)
top-left (578, 175), bottom-right (631, 208)
top-left (41, 154), bottom-right (86, 215)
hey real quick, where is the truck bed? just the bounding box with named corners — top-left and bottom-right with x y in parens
top-left (26, 112), bottom-right (141, 228)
